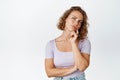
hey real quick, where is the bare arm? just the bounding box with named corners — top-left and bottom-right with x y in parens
top-left (69, 31), bottom-right (90, 72)
top-left (45, 59), bottom-right (77, 77)
top-left (71, 43), bottom-right (90, 72)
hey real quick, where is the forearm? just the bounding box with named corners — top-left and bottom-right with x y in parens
top-left (47, 66), bottom-right (77, 77)
top-left (72, 43), bottom-right (89, 71)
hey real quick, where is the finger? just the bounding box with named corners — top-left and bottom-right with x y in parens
top-left (73, 31), bottom-right (77, 36)
top-left (70, 31), bottom-right (77, 37)
top-left (76, 30), bottom-right (79, 35)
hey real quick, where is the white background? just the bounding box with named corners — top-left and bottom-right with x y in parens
top-left (0, 0), bottom-right (120, 80)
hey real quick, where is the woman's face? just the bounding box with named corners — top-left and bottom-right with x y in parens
top-left (65, 10), bottom-right (83, 32)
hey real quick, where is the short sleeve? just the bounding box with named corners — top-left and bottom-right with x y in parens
top-left (45, 40), bottom-right (54, 59)
top-left (79, 39), bottom-right (91, 55)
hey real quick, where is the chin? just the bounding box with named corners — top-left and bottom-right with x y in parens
top-left (71, 29), bottom-right (76, 31)
top-left (67, 28), bottom-right (75, 32)
top-left (69, 30), bottom-right (75, 32)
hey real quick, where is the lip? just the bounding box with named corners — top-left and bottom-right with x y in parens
top-left (72, 26), bottom-right (78, 30)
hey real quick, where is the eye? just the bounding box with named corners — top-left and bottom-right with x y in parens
top-left (78, 20), bottom-right (83, 24)
top-left (71, 17), bottom-right (76, 20)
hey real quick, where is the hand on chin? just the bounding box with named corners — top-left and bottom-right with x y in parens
top-left (69, 31), bottom-right (78, 43)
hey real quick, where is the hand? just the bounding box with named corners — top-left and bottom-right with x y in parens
top-left (70, 65), bottom-right (77, 72)
top-left (69, 31), bottom-right (78, 43)
top-left (73, 65), bottom-right (77, 71)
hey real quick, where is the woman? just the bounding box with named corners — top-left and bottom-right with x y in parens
top-left (45, 6), bottom-right (91, 80)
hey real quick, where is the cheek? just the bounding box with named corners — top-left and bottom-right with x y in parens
top-left (65, 20), bottom-right (71, 27)
top-left (66, 18), bottom-right (72, 24)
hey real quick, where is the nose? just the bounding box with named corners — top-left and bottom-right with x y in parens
top-left (74, 21), bottom-right (79, 26)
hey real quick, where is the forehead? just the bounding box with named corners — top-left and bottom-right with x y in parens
top-left (69, 10), bottom-right (83, 20)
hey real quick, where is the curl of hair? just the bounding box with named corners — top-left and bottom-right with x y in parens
top-left (57, 6), bottom-right (89, 40)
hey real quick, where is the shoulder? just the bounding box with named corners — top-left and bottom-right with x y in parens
top-left (78, 38), bottom-right (91, 47)
top-left (47, 39), bottom-right (54, 44)
top-left (46, 39), bottom-right (55, 47)
top-left (80, 38), bottom-right (91, 44)
top-left (78, 38), bottom-right (91, 54)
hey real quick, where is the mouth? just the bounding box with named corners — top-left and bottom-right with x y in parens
top-left (72, 26), bottom-right (78, 31)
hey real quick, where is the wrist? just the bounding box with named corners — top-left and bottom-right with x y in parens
top-left (71, 42), bottom-right (77, 48)
top-left (71, 41), bottom-right (76, 45)
top-left (70, 66), bottom-right (77, 72)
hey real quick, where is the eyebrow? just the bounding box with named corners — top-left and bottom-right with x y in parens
top-left (71, 15), bottom-right (83, 21)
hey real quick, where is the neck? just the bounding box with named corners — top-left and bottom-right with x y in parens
top-left (61, 30), bottom-right (71, 41)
